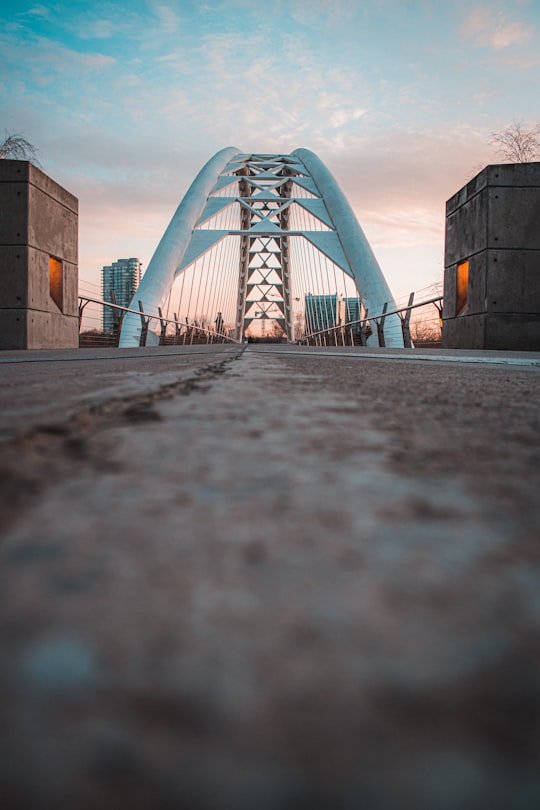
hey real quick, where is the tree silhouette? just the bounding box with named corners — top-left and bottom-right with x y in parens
top-left (491, 122), bottom-right (540, 163)
top-left (270, 321), bottom-right (285, 339)
top-left (0, 131), bottom-right (41, 166)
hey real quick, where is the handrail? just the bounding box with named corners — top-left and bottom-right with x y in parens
top-left (78, 291), bottom-right (442, 348)
top-left (298, 294), bottom-right (443, 345)
top-left (78, 294), bottom-right (242, 345)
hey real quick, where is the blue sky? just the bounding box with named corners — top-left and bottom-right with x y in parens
top-left (2, 0), bottom-right (539, 297)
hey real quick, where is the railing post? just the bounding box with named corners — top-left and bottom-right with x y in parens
top-left (173, 313), bottom-right (182, 344)
top-left (78, 299), bottom-right (89, 332)
top-left (110, 291), bottom-right (125, 347)
top-left (138, 301), bottom-right (150, 347)
top-left (433, 301), bottom-right (443, 330)
top-left (158, 307), bottom-right (167, 345)
top-left (359, 310), bottom-right (369, 346)
top-left (400, 292), bottom-right (414, 348)
top-left (376, 302), bottom-right (388, 347)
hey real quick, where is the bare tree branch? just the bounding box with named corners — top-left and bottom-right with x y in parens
top-left (0, 131), bottom-right (41, 166)
top-left (491, 122), bottom-right (540, 163)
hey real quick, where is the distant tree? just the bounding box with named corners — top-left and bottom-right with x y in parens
top-left (293, 311), bottom-right (305, 341)
top-left (491, 122), bottom-right (540, 163)
top-left (411, 320), bottom-right (441, 347)
top-left (270, 321), bottom-right (285, 339)
top-left (0, 131), bottom-right (41, 165)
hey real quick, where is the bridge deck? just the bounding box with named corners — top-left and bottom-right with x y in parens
top-left (1, 345), bottom-right (539, 808)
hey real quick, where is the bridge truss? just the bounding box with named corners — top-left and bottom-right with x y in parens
top-left (119, 148), bottom-right (403, 347)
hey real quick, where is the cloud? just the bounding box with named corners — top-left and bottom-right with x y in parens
top-left (149, 1), bottom-right (179, 34)
top-left (460, 6), bottom-right (532, 50)
top-left (76, 51), bottom-right (116, 69)
top-left (329, 108), bottom-right (367, 129)
top-left (1, 30), bottom-right (115, 77)
top-left (324, 125), bottom-right (497, 246)
top-left (25, 4), bottom-right (50, 18)
top-left (490, 20), bottom-right (531, 49)
top-left (77, 18), bottom-right (117, 39)
top-left (7, 0), bottom-right (533, 298)
top-left (288, 0), bottom-right (357, 29)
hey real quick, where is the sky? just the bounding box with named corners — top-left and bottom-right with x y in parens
top-left (1, 0), bottom-right (539, 300)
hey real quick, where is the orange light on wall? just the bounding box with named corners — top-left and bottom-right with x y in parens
top-left (49, 256), bottom-right (63, 311)
top-left (456, 259), bottom-right (469, 316)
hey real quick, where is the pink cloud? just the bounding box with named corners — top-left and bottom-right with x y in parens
top-left (461, 6), bottom-right (532, 50)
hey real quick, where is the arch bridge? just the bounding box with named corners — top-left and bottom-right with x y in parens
top-left (119, 148), bottom-right (403, 347)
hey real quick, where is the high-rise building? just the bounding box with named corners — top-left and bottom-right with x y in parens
top-left (101, 258), bottom-right (142, 333)
top-left (339, 297), bottom-right (363, 332)
top-left (305, 293), bottom-right (338, 334)
top-left (304, 293), bottom-right (363, 336)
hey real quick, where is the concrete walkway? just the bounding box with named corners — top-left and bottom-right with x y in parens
top-left (1, 345), bottom-right (539, 809)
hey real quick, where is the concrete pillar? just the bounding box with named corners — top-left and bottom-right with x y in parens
top-left (442, 162), bottom-right (540, 350)
top-left (0, 160), bottom-right (78, 349)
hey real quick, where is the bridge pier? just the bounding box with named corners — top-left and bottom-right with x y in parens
top-left (0, 161), bottom-right (79, 349)
top-left (442, 161), bottom-right (540, 350)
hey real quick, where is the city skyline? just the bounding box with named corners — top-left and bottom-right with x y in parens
top-left (2, 0), bottom-right (539, 301)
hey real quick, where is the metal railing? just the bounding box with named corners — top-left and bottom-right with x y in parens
top-left (78, 295), bottom-right (241, 348)
top-left (297, 292), bottom-right (443, 348)
top-left (78, 285), bottom-right (443, 350)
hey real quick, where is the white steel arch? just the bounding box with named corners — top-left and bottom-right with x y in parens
top-left (119, 148), bottom-right (403, 347)
top-left (293, 149), bottom-right (403, 345)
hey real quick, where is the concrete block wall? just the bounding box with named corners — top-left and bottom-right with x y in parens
top-left (0, 160), bottom-right (79, 349)
top-left (442, 162), bottom-right (540, 350)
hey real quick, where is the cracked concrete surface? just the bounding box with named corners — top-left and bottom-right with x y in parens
top-left (0, 345), bottom-right (539, 809)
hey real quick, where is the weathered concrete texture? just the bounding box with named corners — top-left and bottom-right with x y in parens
top-left (0, 345), bottom-right (241, 441)
top-left (443, 162), bottom-right (540, 351)
top-left (0, 161), bottom-right (78, 349)
top-left (0, 345), bottom-right (539, 809)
